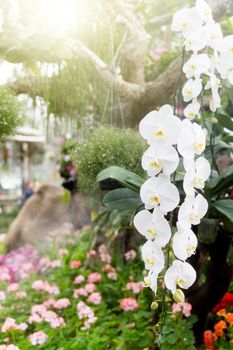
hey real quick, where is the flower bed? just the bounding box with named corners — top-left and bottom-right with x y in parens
top-left (0, 227), bottom-right (155, 349)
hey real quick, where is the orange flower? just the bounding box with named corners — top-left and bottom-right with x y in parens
top-left (214, 320), bottom-right (227, 337)
top-left (230, 339), bottom-right (233, 345)
top-left (226, 313), bottom-right (233, 325)
top-left (217, 308), bottom-right (226, 317)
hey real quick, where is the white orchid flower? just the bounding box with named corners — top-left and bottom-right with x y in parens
top-left (141, 143), bottom-right (179, 177)
top-left (144, 270), bottom-right (158, 293)
top-left (171, 7), bottom-right (202, 37)
top-left (184, 27), bottom-right (207, 52)
top-left (134, 208), bottom-right (171, 247)
top-left (219, 35), bottom-right (233, 54)
top-left (177, 120), bottom-right (206, 159)
top-left (182, 78), bottom-right (202, 102)
top-left (178, 193), bottom-right (208, 228)
top-left (205, 73), bottom-right (221, 112)
top-left (217, 52), bottom-right (233, 84)
top-left (140, 174), bottom-right (180, 212)
top-left (164, 260), bottom-right (196, 293)
top-left (183, 157), bottom-right (211, 195)
top-left (205, 22), bottom-right (223, 50)
top-left (184, 99), bottom-right (200, 120)
top-left (183, 54), bottom-right (211, 79)
top-left (172, 227), bottom-right (198, 260)
top-left (195, 0), bottom-right (213, 24)
top-left (141, 240), bottom-right (165, 274)
top-left (139, 104), bottom-right (182, 146)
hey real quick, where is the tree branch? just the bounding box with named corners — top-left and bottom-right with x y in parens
top-left (107, 0), bottom-right (151, 84)
top-left (208, 0), bottom-right (231, 21)
top-left (73, 40), bottom-right (144, 100)
top-left (5, 0), bottom-right (231, 128)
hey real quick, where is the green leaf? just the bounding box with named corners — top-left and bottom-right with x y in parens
top-left (216, 113), bottom-right (233, 131)
top-left (96, 166), bottom-right (144, 192)
top-left (212, 199), bottom-right (233, 223)
top-left (207, 164), bottom-right (233, 197)
top-left (223, 135), bottom-right (233, 143)
top-left (103, 188), bottom-right (142, 211)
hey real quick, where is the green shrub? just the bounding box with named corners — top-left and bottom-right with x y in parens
top-left (71, 126), bottom-right (146, 193)
top-left (0, 88), bottom-right (23, 138)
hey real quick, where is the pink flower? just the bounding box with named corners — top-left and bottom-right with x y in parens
top-left (77, 301), bottom-right (97, 329)
top-left (16, 291), bottom-right (27, 299)
top-left (88, 273), bottom-right (102, 284)
top-left (42, 310), bottom-right (58, 323)
top-left (43, 299), bottom-right (56, 308)
top-left (107, 272), bottom-right (117, 280)
top-left (73, 288), bottom-right (88, 298)
top-left (87, 292), bottom-right (102, 305)
top-left (74, 275), bottom-right (85, 284)
top-left (54, 298), bottom-right (71, 309)
top-left (102, 264), bottom-right (115, 272)
top-left (86, 250), bottom-right (96, 259)
top-left (28, 314), bottom-right (43, 324)
top-left (1, 318), bottom-right (17, 332)
top-left (1, 318), bottom-right (28, 332)
top-left (50, 316), bottom-right (66, 329)
top-left (58, 249), bottom-right (68, 256)
top-left (32, 280), bottom-right (45, 291)
top-left (150, 47), bottom-right (168, 61)
top-left (85, 283), bottom-right (96, 293)
top-left (120, 297), bottom-right (139, 312)
top-left (7, 283), bottom-right (19, 292)
top-left (32, 280), bottom-right (60, 295)
top-left (0, 291), bottom-right (6, 301)
top-left (125, 281), bottom-right (144, 294)
top-left (98, 245), bottom-right (112, 263)
top-left (0, 346), bottom-right (20, 350)
top-left (16, 322), bottom-right (28, 331)
top-left (29, 331), bottom-right (48, 345)
top-left (172, 302), bottom-right (192, 317)
top-left (124, 250), bottom-right (136, 261)
top-left (70, 260), bottom-right (82, 269)
top-left (31, 304), bottom-right (47, 315)
top-left (50, 260), bottom-right (61, 268)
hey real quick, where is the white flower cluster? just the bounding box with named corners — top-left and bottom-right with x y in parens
top-left (172, 0), bottom-right (233, 119)
top-left (134, 103), bottom-right (209, 300)
top-left (133, 0), bottom-right (233, 302)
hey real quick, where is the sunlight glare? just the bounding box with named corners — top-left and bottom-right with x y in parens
top-left (46, 0), bottom-right (77, 36)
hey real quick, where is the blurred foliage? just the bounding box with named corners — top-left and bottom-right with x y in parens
top-left (71, 126), bottom-right (146, 194)
top-left (0, 88), bottom-right (23, 138)
top-left (0, 205), bottom-right (19, 233)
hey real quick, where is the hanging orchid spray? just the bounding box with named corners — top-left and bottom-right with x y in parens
top-left (134, 0), bottom-right (233, 303)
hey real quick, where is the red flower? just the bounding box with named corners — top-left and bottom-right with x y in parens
top-left (212, 294), bottom-right (233, 313)
top-left (203, 330), bottom-right (217, 350)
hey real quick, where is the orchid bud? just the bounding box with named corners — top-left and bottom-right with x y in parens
top-left (151, 301), bottom-right (158, 310)
top-left (173, 289), bottom-right (185, 303)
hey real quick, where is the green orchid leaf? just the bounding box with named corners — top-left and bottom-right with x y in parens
top-left (212, 199), bottom-right (233, 223)
top-left (103, 188), bottom-right (143, 211)
top-left (217, 113), bottom-right (233, 131)
top-left (97, 166), bottom-right (144, 192)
